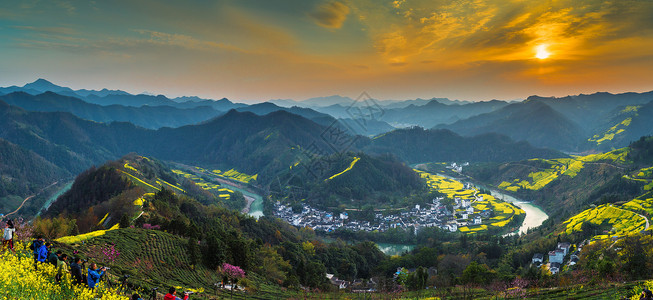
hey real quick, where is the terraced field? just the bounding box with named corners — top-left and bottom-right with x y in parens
top-left (171, 169), bottom-right (233, 199)
top-left (415, 170), bottom-right (524, 234)
top-left (588, 105), bottom-right (639, 146)
top-left (61, 228), bottom-right (221, 292)
top-left (563, 204), bottom-right (647, 239)
top-left (497, 148), bottom-right (630, 192)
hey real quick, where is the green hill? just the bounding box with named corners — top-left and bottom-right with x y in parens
top-left (465, 139), bottom-right (653, 218)
top-left (270, 152), bottom-right (430, 210)
top-left (44, 154), bottom-right (246, 230)
top-left (361, 126), bottom-right (564, 163)
top-left (0, 138), bottom-right (70, 216)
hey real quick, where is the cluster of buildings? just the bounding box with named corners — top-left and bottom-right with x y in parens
top-left (447, 162), bottom-right (469, 173)
top-left (531, 242), bottom-right (582, 275)
top-left (273, 195), bottom-right (492, 233)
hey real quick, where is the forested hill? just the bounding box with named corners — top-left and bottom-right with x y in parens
top-left (361, 127), bottom-right (565, 163)
top-left (1, 99), bottom-right (563, 189)
top-left (435, 100), bottom-right (586, 151)
top-left (40, 154), bottom-right (387, 292)
top-left (0, 138), bottom-right (70, 215)
top-left (464, 137), bottom-right (653, 217)
top-left (270, 153), bottom-right (431, 210)
top-left (0, 101), bottom-right (333, 184)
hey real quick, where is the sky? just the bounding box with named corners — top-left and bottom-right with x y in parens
top-left (1, 0), bottom-right (653, 102)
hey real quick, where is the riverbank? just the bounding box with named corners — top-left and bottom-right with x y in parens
top-left (435, 172), bottom-right (548, 236)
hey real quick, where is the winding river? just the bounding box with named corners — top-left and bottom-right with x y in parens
top-left (437, 173), bottom-right (549, 235)
top-left (489, 187), bottom-right (549, 235)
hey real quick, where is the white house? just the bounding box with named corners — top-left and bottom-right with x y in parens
top-left (473, 216), bottom-right (482, 225)
top-left (557, 242), bottom-right (571, 256)
top-left (532, 253), bottom-right (544, 265)
top-left (550, 262), bottom-right (561, 275)
top-left (549, 249), bottom-right (565, 264)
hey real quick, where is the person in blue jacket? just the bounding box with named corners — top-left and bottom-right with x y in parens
top-left (29, 236), bottom-right (44, 262)
top-left (36, 242), bottom-right (49, 263)
top-left (87, 263), bottom-right (106, 289)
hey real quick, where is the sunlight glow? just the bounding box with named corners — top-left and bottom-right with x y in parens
top-left (535, 44), bottom-right (551, 60)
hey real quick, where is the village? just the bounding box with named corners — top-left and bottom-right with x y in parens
top-left (273, 191), bottom-right (493, 234)
top-left (531, 241), bottom-right (583, 275)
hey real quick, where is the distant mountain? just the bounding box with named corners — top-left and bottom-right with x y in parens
top-left (236, 102), bottom-right (330, 120)
top-left (525, 91), bottom-right (653, 132)
top-left (361, 127), bottom-right (564, 163)
top-left (300, 95), bottom-right (354, 107)
top-left (83, 93), bottom-right (179, 107)
top-left (379, 99), bottom-right (509, 128)
top-left (378, 98), bottom-right (432, 109)
top-left (0, 99), bottom-right (126, 173)
top-left (0, 101), bottom-right (335, 183)
top-left (430, 98), bottom-right (473, 105)
top-left (0, 91), bottom-right (224, 129)
top-left (236, 102), bottom-right (395, 136)
top-left (587, 100), bottom-right (653, 150)
top-left (0, 79), bottom-right (246, 111)
top-left (74, 88), bottom-right (131, 98)
top-left (23, 78), bottom-right (75, 95)
top-left (268, 98), bottom-right (298, 107)
top-left (437, 100), bottom-right (586, 151)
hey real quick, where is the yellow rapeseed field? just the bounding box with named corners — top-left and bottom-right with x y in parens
top-left (0, 243), bottom-right (127, 299)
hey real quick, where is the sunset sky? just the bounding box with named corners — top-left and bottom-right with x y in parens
top-left (1, 0), bottom-right (652, 102)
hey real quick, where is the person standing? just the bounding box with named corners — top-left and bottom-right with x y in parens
top-left (56, 254), bottom-right (69, 283)
top-left (87, 263), bottom-right (106, 289)
top-left (37, 242), bottom-right (49, 263)
top-left (70, 257), bottom-right (85, 285)
top-left (30, 236), bottom-right (45, 269)
top-left (48, 250), bottom-right (62, 266)
top-left (2, 220), bottom-right (15, 251)
top-left (164, 287), bottom-right (189, 300)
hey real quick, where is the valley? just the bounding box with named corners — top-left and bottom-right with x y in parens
top-left (1, 79), bottom-right (653, 299)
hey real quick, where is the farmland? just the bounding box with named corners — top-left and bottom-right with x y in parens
top-left (495, 148), bottom-right (630, 192)
top-left (415, 170), bottom-right (524, 234)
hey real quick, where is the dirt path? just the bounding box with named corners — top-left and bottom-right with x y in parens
top-left (3, 181), bottom-right (59, 218)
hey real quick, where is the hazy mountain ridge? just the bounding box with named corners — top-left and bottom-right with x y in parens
top-left (0, 91), bottom-right (225, 129)
top-left (437, 100), bottom-right (587, 151)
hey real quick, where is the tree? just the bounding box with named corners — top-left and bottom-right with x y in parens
top-left (119, 214), bottom-right (131, 228)
top-left (187, 237), bottom-right (202, 266)
top-left (461, 261), bottom-right (495, 285)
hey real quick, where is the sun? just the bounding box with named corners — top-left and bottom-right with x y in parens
top-left (535, 44), bottom-right (551, 60)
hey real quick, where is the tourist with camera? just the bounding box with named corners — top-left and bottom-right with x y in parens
top-left (87, 263), bottom-right (106, 289)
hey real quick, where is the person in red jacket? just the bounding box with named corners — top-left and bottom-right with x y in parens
top-left (164, 287), bottom-right (189, 300)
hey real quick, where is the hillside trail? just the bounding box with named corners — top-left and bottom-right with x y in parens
top-left (2, 181), bottom-right (58, 218)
